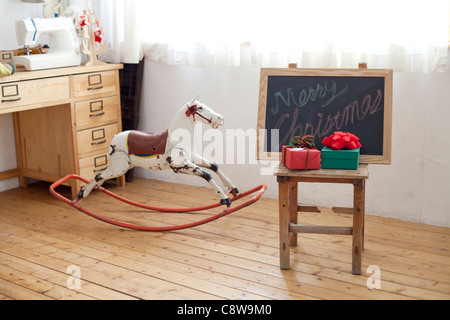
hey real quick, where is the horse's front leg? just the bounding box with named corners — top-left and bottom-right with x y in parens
top-left (78, 150), bottom-right (131, 199)
top-left (193, 154), bottom-right (239, 195)
top-left (168, 156), bottom-right (231, 207)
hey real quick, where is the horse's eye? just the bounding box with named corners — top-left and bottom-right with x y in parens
top-left (198, 106), bottom-right (203, 111)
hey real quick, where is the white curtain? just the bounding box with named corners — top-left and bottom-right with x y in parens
top-left (250, 0), bottom-right (449, 73)
top-left (95, 0), bottom-right (143, 63)
top-left (138, 0), bottom-right (243, 67)
top-left (98, 0), bottom-right (449, 72)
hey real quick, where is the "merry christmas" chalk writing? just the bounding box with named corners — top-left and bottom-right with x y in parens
top-left (270, 80), bottom-right (349, 115)
top-left (274, 89), bottom-right (383, 147)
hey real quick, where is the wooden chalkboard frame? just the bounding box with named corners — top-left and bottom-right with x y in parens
top-left (257, 68), bottom-right (393, 164)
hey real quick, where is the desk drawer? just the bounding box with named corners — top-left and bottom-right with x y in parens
top-left (79, 152), bottom-right (110, 181)
top-left (1, 76), bottom-right (70, 110)
top-left (77, 123), bottom-right (119, 155)
top-left (73, 71), bottom-right (117, 98)
top-left (75, 96), bottom-right (119, 129)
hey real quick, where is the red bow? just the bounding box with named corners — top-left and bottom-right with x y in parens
top-left (185, 104), bottom-right (198, 117)
top-left (322, 131), bottom-right (361, 150)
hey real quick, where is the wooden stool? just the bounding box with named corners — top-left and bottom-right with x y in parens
top-left (274, 163), bottom-right (369, 274)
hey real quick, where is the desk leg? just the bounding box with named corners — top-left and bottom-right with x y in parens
top-left (71, 180), bottom-right (80, 200)
top-left (352, 179), bottom-right (364, 275)
top-left (13, 114), bottom-right (27, 189)
top-left (117, 175), bottom-right (126, 187)
top-left (278, 177), bottom-right (290, 270)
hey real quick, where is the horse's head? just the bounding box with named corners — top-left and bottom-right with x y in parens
top-left (185, 96), bottom-right (224, 129)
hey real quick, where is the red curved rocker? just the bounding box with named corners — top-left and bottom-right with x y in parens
top-left (49, 174), bottom-right (267, 232)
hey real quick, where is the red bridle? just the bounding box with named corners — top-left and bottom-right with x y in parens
top-left (185, 104), bottom-right (212, 124)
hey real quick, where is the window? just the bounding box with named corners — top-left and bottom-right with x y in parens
top-left (102, 0), bottom-right (449, 72)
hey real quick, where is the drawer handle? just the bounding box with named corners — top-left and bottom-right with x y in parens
top-left (91, 140), bottom-right (107, 145)
top-left (94, 167), bottom-right (107, 173)
top-left (1, 97), bottom-right (21, 103)
top-left (90, 112), bottom-right (105, 117)
top-left (88, 86), bottom-right (104, 91)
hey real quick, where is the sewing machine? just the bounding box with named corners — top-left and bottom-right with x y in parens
top-left (13, 17), bottom-right (81, 71)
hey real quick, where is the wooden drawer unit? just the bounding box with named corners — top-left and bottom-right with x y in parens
top-left (77, 123), bottom-right (119, 156)
top-left (73, 70), bottom-right (117, 98)
top-left (2, 64), bottom-right (124, 199)
top-left (75, 96), bottom-right (120, 129)
top-left (1, 76), bottom-right (70, 111)
top-left (79, 152), bottom-right (110, 181)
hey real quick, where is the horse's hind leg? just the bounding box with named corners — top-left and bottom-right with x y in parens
top-left (78, 151), bottom-right (131, 199)
top-left (194, 155), bottom-right (239, 195)
top-left (169, 158), bottom-right (231, 206)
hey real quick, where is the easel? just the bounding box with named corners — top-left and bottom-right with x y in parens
top-left (275, 62), bottom-right (370, 275)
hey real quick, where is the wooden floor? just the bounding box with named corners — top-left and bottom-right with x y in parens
top-left (0, 177), bottom-right (449, 300)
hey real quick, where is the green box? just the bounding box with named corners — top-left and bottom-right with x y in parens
top-left (321, 147), bottom-right (360, 170)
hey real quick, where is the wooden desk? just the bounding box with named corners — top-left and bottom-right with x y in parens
top-left (274, 163), bottom-right (369, 274)
top-left (0, 64), bottom-right (125, 198)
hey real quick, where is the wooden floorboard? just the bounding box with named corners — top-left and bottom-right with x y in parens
top-left (0, 178), bottom-right (449, 300)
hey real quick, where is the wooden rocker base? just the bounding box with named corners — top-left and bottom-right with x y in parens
top-left (49, 174), bottom-right (266, 232)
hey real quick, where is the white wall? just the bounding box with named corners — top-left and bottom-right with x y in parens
top-left (0, 1), bottom-right (449, 227)
top-left (136, 46), bottom-right (450, 228)
top-left (0, 0), bottom-right (43, 192)
top-left (0, 0), bottom-right (88, 193)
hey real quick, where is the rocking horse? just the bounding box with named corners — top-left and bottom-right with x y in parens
top-left (49, 96), bottom-right (266, 231)
top-left (78, 95), bottom-right (238, 206)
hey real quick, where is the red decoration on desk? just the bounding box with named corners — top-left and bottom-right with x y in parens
top-left (322, 131), bottom-right (361, 150)
top-left (76, 9), bottom-right (109, 66)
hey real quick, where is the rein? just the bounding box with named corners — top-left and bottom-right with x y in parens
top-left (185, 104), bottom-right (212, 124)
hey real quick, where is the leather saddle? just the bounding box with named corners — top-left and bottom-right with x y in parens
top-left (127, 130), bottom-right (169, 156)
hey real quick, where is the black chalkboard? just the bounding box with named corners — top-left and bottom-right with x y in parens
top-left (257, 68), bottom-right (393, 164)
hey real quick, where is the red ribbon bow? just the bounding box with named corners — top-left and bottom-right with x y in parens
top-left (322, 131), bottom-right (361, 150)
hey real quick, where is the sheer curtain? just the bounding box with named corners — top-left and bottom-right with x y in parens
top-left (95, 0), bottom-right (143, 63)
top-left (250, 0), bottom-right (449, 72)
top-left (137, 0), bottom-right (243, 67)
top-left (98, 0), bottom-right (449, 72)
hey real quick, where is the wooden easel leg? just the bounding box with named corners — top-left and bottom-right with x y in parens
top-left (352, 179), bottom-right (364, 275)
top-left (289, 181), bottom-right (298, 247)
top-left (278, 177), bottom-right (290, 270)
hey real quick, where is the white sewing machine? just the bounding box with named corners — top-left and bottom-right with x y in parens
top-left (13, 17), bottom-right (81, 71)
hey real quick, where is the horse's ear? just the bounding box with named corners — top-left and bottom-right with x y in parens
top-left (191, 95), bottom-right (199, 104)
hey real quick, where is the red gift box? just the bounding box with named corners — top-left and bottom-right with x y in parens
top-left (281, 146), bottom-right (321, 170)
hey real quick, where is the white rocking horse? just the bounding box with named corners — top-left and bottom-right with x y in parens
top-left (78, 96), bottom-right (239, 207)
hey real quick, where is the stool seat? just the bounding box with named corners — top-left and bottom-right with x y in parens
top-left (274, 163), bottom-right (368, 275)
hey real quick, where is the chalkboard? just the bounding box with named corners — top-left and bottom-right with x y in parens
top-left (257, 68), bottom-right (393, 164)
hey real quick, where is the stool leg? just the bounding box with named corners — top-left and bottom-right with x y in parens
top-left (362, 180), bottom-right (366, 251)
top-left (289, 181), bottom-right (298, 247)
top-left (278, 177), bottom-right (290, 270)
top-left (352, 180), bottom-right (364, 275)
